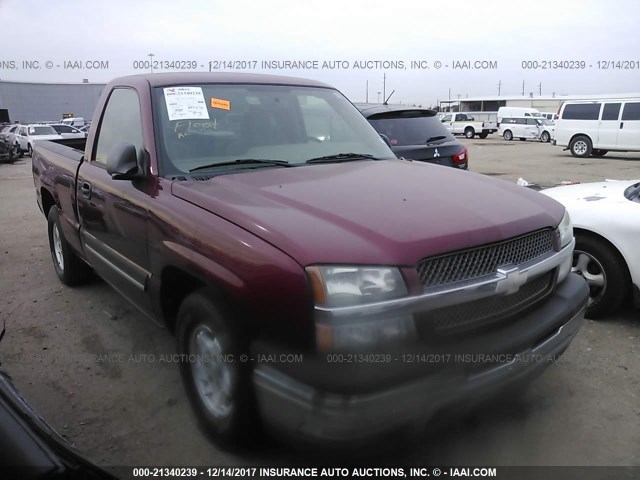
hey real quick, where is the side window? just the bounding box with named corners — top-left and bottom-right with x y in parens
top-left (516, 118), bottom-right (527, 124)
top-left (19, 127), bottom-right (27, 136)
top-left (602, 103), bottom-right (621, 120)
top-left (526, 118), bottom-right (538, 125)
top-left (621, 102), bottom-right (640, 121)
top-left (94, 88), bottom-right (144, 165)
top-left (562, 103), bottom-right (601, 120)
top-left (441, 115), bottom-right (451, 122)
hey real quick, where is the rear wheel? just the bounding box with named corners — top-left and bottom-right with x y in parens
top-left (47, 207), bottom-right (92, 286)
top-left (16, 143), bottom-right (23, 158)
top-left (503, 130), bottom-right (513, 141)
top-left (27, 144), bottom-right (33, 157)
top-left (478, 133), bottom-right (488, 139)
top-left (464, 128), bottom-right (475, 139)
top-left (591, 149), bottom-right (608, 157)
top-left (569, 135), bottom-right (592, 158)
top-left (519, 138), bottom-right (526, 141)
top-left (572, 233), bottom-right (630, 319)
top-left (176, 290), bottom-right (256, 447)
top-left (540, 131), bottom-right (550, 143)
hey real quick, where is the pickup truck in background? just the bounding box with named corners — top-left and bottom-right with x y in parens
top-left (439, 112), bottom-right (498, 138)
top-left (32, 72), bottom-right (588, 447)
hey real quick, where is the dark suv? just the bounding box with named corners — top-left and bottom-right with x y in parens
top-left (356, 104), bottom-right (468, 169)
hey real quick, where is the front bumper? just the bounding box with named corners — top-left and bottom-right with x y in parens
top-left (253, 274), bottom-right (588, 444)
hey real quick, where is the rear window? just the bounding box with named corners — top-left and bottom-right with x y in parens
top-left (621, 102), bottom-right (640, 121)
top-left (562, 103), bottom-right (601, 120)
top-left (368, 112), bottom-right (454, 146)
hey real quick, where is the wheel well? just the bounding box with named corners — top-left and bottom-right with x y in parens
top-left (159, 267), bottom-right (206, 333)
top-left (574, 228), bottom-right (632, 282)
top-left (465, 126), bottom-right (474, 132)
top-left (569, 133), bottom-right (592, 145)
top-left (40, 188), bottom-right (56, 217)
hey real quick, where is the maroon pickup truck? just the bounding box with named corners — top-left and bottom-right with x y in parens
top-left (32, 73), bottom-right (589, 447)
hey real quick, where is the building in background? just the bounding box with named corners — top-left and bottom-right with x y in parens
top-left (0, 81), bottom-right (106, 124)
top-left (439, 93), bottom-right (640, 114)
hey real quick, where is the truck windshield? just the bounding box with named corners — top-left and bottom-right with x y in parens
top-left (153, 84), bottom-right (394, 174)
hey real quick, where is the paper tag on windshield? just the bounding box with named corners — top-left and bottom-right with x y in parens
top-left (163, 87), bottom-right (209, 121)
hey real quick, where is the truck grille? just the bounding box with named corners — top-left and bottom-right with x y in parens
top-left (417, 229), bottom-right (554, 289)
top-left (416, 271), bottom-right (555, 336)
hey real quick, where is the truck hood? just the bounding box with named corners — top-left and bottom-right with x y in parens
top-left (172, 160), bottom-right (565, 266)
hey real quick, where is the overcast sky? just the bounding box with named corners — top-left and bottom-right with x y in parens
top-left (1, 0), bottom-right (639, 106)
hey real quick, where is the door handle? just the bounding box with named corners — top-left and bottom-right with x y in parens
top-left (620, 122), bottom-right (624, 129)
top-left (80, 182), bottom-right (92, 199)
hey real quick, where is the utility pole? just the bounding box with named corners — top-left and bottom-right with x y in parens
top-left (497, 80), bottom-right (502, 96)
top-left (366, 80), bottom-right (369, 103)
top-left (383, 73), bottom-right (386, 104)
top-left (539, 82), bottom-right (542, 96)
top-left (377, 91), bottom-right (381, 103)
top-left (448, 88), bottom-right (451, 100)
top-left (148, 53), bottom-right (155, 73)
top-left (522, 80), bottom-right (525, 96)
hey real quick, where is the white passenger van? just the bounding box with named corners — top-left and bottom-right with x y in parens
top-left (497, 107), bottom-right (543, 125)
top-left (554, 98), bottom-right (640, 157)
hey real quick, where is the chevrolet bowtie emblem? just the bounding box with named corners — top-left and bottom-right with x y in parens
top-left (496, 266), bottom-right (528, 295)
top-left (433, 148), bottom-right (440, 158)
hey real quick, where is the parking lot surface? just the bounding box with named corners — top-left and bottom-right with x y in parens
top-left (0, 139), bottom-right (639, 467)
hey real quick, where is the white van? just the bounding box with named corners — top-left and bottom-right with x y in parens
top-left (497, 107), bottom-right (543, 125)
top-left (554, 99), bottom-right (640, 157)
top-left (61, 117), bottom-right (85, 127)
top-left (499, 117), bottom-right (541, 141)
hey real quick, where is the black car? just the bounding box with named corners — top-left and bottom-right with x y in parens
top-left (356, 104), bottom-right (468, 169)
top-left (0, 136), bottom-right (17, 164)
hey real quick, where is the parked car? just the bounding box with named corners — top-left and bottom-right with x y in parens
top-left (356, 104), bottom-right (468, 169)
top-left (542, 180), bottom-right (640, 318)
top-left (553, 98), bottom-right (640, 157)
top-left (0, 124), bottom-right (20, 143)
top-left (15, 124), bottom-right (62, 157)
top-left (60, 117), bottom-right (85, 128)
top-left (50, 123), bottom-right (87, 139)
top-left (0, 136), bottom-right (17, 163)
top-left (497, 107), bottom-right (543, 125)
top-left (500, 117), bottom-right (542, 141)
top-left (439, 112), bottom-right (497, 138)
top-left (32, 72), bottom-right (588, 446)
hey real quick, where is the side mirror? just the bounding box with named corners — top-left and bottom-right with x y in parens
top-left (106, 143), bottom-right (143, 180)
top-left (379, 133), bottom-right (392, 148)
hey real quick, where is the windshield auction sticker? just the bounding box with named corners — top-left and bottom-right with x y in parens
top-left (163, 86), bottom-right (209, 121)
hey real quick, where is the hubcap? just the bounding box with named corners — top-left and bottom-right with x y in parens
top-left (573, 140), bottom-right (587, 155)
top-left (189, 324), bottom-right (233, 418)
top-left (572, 250), bottom-right (606, 306)
top-left (52, 224), bottom-right (64, 271)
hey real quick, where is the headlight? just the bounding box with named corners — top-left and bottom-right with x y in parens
top-left (306, 266), bottom-right (408, 308)
top-left (557, 210), bottom-right (574, 283)
top-left (558, 210), bottom-right (573, 248)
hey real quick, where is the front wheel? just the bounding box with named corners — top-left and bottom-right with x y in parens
top-left (47, 207), bottom-right (92, 285)
top-left (176, 290), bottom-right (256, 447)
top-left (27, 144), bottom-right (33, 157)
top-left (503, 130), bottom-right (513, 141)
top-left (540, 131), bottom-right (550, 143)
top-left (464, 128), bottom-right (475, 139)
top-left (572, 233), bottom-right (630, 319)
top-left (16, 143), bottom-right (24, 158)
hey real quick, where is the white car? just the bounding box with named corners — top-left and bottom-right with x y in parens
top-left (542, 180), bottom-right (640, 318)
top-left (15, 124), bottom-right (63, 157)
top-left (49, 123), bottom-right (86, 139)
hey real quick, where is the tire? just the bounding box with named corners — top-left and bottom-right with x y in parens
top-left (47, 207), bottom-right (92, 286)
top-left (16, 143), bottom-right (24, 158)
top-left (27, 144), bottom-right (33, 157)
top-left (519, 138), bottom-right (526, 141)
top-left (478, 133), bottom-right (488, 139)
top-left (540, 131), bottom-right (550, 143)
top-left (176, 290), bottom-right (256, 447)
top-left (503, 130), bottom-right (513, 141)
top-left (572, 233), bottom-right (630, 319)
top-left (569, 135), bottom-right (592, 158)
top-left (591, 149), bottom-right (608, 157)
top-left (464, 128), bottom-right (475, 139)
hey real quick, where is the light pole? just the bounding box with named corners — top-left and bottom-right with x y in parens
top-left (377, 91), bottom-right (381, 103)
top-left (148, 53), bottom-right (155, 73)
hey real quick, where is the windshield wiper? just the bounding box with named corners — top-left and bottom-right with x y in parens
top-left (189, 158), bottom-right (294, 173)
top-left (426, 135), bottom-right (447, 144)
top-left (305, 153), bottom-right (380, 164)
